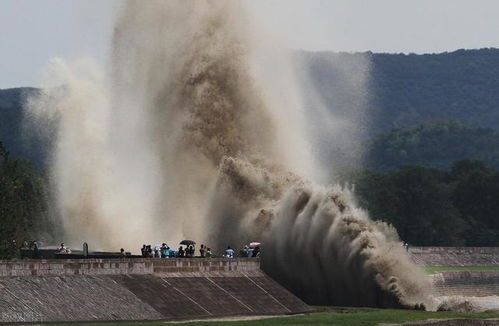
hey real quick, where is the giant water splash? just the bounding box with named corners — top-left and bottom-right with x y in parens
top-left (28, 1), bottom-right (431, 308)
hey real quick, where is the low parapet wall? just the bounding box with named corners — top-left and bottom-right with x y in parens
top-left (0, 258), bottom-right (311, 324)
top-left (0, 258), bottom-right (258, 276)
top-left (409, 247), bottom-right (499, 266)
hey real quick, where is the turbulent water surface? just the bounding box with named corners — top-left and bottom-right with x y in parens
top-left (27, 1), bottom-right (432, 308)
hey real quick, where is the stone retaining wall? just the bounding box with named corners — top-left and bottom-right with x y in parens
top-left (431, 271), bottom-right (499, 297)
top-left (407, 247), bottom-right (499, 297)
top-left (409, 247), bottom-right (499, 266)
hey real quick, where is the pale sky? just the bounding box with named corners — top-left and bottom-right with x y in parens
top-left (2, 0), bottom-right (499, 88)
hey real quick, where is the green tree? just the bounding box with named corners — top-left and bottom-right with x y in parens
top-left (346, 164), bottom-right (468, 246)
top-left (389, 166), bottom-right (465, 246)
top-left (451, 160), bottom-right (499, 245)
top-left (0, 142), bottom-right (58, 258)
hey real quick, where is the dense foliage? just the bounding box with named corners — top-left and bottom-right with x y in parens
top-left (365, 121), bottom-right (499, 171)
top-left (0, 142), bottom-right (57, 258)
top-left (337, 160), bottom-right (499, 246)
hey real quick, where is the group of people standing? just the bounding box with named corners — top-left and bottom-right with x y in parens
top-left (223, 245), bottom-right (261, 258)
top-left (140, 243), bottom-right (213, 258)
top-left (177, 245), bottom-right (211, 257)
top-left (239, 245), bottom-right (260, 258)
top-left (138, 242), bottom-right (261, 258)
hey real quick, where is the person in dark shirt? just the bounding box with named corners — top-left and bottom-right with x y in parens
top-left (187, 245), bottom-right (195, 257)
top-left (177, 246), bottom-right (185, 258)
top-left (252, 246), bottom-right (260, 257)
top-left (200, 244), bottom-right (206, 258)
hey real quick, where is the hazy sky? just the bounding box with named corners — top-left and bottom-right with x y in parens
top-left (2, 0), bottom-right (499, 88)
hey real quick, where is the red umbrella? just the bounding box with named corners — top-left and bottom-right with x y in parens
top-left (249, 242), bottom-right (261, 248)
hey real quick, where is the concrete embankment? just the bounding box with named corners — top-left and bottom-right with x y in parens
top-left (431, 271), bottom-right (499, 297)
top-left (0, 258), bottom-right (311, 324)
top-left (409, 247), bottom-right (499, 298)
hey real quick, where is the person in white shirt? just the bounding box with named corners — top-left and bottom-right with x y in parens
top-left (58, 243), bottom-right (71, 254)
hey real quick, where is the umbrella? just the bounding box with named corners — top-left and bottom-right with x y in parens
top-left (180, 240), bottom-right (196, 246)
top-left (249, 242), bottom-right (261, 248)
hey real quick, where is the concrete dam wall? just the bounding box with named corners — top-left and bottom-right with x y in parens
top-left (0, 258), bottom-right (311, 323)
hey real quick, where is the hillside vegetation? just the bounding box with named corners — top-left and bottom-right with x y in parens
top-left (370, 48), bottom-right (499, 132)
top-left (0, 87), bottom-right (47, 166)
top-left (4, 48), bottom-right (499, 167)
top-left (339, 160), bottom-right (499, 246)
top-left (299, 48), bottom-right (499, 134)
top-left (0, 142), bottom-right (58, 258)
top-left (365, 121), bottom-right (499, 171)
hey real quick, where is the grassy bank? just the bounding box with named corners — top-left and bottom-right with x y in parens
top-left (423, 265), bottom-right (499, 274)
top-left (59, 307), bottom-right (499, 326)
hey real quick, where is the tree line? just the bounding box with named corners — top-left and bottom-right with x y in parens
top-left (337, 160), bottom-right (499, 246)
top-left (0, 141), bottom-right (58, 258)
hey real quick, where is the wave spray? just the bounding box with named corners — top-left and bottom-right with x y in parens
top-left (28, 1), bottom-right (431, 308)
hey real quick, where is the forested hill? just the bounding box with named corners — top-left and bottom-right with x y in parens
top-left (298, 48), bottom-right (499, 134)
top-left (297, 48), bottom-right (499, 170)
top-left (3, 48), bottom-right (499, 168)
top-left (369, 48), bottom-right (499, 132)
top-left (0, 87), bottom-right (44, 165)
